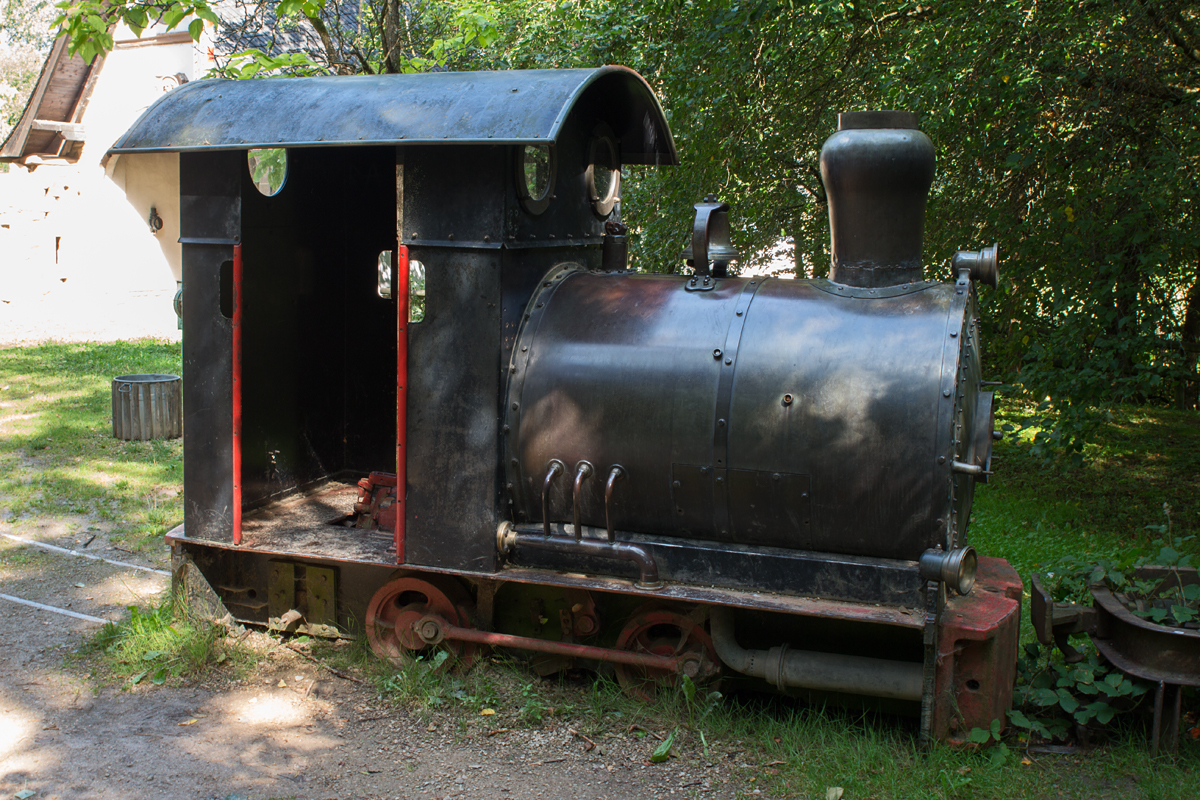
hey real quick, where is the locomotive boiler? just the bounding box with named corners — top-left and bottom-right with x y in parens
top-left (108, 66), bottom-right (1020, 744)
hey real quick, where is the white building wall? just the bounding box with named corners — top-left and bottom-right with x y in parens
top-left (0, 27), bottom-right (203, 344)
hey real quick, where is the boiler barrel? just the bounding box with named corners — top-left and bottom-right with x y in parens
top-left (504, 269), bottom-right (970, 561)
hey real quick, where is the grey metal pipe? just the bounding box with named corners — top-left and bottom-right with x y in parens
top-left (709, 607), bottom-right (922, 701)
top-left (498, 523), bottom-right (663, 590)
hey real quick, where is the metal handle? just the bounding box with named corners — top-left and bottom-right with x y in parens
top-left (118, 383), bottom-right (132, 393)
top-left (691, 199), bottom-right (728, 278)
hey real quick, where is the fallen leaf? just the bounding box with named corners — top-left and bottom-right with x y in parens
top-left (73, 582), bottom-right (85, 588)
top-left (15, 790), bottom-right (36, 799)
top-left (650, 729), bottom-right (676, 763)
top-left (826, 788), bottom-right (844, 800)
top-left (1021, 757), bottom-right (1032, 765)
top-left (426, 723), bottom-right (436, 731)
top-left (480, 708), bottom-right (496, 716)
top-left (179, 718), bottom-right (198, 726)
top-left (277, 679), bottom-right (287, 688)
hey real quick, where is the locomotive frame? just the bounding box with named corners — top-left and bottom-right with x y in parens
top-left (108, 66), bottom-right (1020, 744)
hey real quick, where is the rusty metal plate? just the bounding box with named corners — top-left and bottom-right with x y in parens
top-left (1091, 567), bottom-right (1200, 687)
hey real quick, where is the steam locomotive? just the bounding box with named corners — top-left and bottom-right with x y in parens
top-left (109, 66), bottom-right (1021, 744)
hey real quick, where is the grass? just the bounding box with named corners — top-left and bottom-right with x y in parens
top-left (83, 596), bottom-right (257, 689)
top-left (972, 403), bottom-right (1200, 578)
top-left (5, 340), bottom-right (1197, 797)
top-left (0, 339), bottom-right (183, 550)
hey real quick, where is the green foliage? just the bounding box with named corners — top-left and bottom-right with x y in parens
top-left (1010, 643), bottom-right (1148, 742)
top-left (485, 0), bottom-right (1200, 450)
top-left (649, 726), bottom-right (676, 763)
top-left (965, 718), bottom-right (1012, 768)
top-left (209, 49), bottom-right (326, 79)
top-left (379, 648), bottom-right (451, 706)
top-left (88, 597), bottom-right (240, 685)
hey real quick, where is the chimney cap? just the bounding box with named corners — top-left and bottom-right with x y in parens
top-left (837, 110), bottom-right (919, 131)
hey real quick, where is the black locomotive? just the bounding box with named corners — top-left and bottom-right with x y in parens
top-left (109, 66), bottom-right (1020, 744)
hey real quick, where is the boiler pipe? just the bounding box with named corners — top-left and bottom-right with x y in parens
top-left (498, 522), bottom-right (662, 590)
top-left (709, 607), bottom-right (922, 701)
top-left (572, 461), bottom-right (593, 542)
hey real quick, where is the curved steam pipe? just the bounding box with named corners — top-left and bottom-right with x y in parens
top-left (708, 607), bottom-right (922, 701)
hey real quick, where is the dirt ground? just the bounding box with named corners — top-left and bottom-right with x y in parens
top-left (0, 516), bottom-right (751, 800)
top-left (0, 306), bottom-right (751, 799)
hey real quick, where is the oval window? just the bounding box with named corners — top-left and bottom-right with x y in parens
top-left (248, 148), bottom-right (288, 196)
top-left (516, 144), bottom-right (555, 215)
top-left (586, 135), bottom-right (620, 217)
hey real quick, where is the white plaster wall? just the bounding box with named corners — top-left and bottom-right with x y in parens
top-left (0, 31), bottom-right (197, 344)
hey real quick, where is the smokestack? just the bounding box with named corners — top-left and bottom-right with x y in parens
top-left (820, 111), bottom-right (934, 288)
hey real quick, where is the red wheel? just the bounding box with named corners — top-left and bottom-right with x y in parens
top-left (614, 604), bottom-right (720, 702)
top-left (365, 576), bottom-right (477, 668)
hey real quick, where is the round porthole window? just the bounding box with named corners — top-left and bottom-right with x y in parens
top-left (248, 148), bottom-right (288, 196)
top-left (516, 144), bottom-right (555, 215)
top-left (586, 135), bottom-right (620, 218)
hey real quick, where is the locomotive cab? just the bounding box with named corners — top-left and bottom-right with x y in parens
top-left (108, 67), bottom-right (1020, 744)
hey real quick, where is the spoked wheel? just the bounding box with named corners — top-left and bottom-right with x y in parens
top-left (365, 575), bottom-right (478, 668)
top-left (614, 603), bottom-right (720, 702)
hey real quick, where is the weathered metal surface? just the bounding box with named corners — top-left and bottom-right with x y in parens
top-left (352, 471), bottom-right (399, 532)
top-left (820, 111), bottom-right (934, 288)
top-left (365, 576), bottom-right (478, 665)
top-left (503, 523), bottom-right (926, 606)
top-left (931, 557), bottom-right (1023, 743)
top-left (1091, 567), bottom-right (1200, 687)
top-left (505, 269), bottom-right (972, 562)
top-left (107, 67), bottom-right (677, 166)
top-left (711, 606), bottom-right (923, 700)
top-left (613, 605), bottom-right (720, 699)
top-left (1030, 572), bottom-right (1097, 662)
top-left (111, 374), bottom-right (181, 440)
top-left (433, 618), bottom-right (696, 675)
top-left (180, 150), bottom-right (240, 543)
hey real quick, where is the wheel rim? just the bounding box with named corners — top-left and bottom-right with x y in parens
top-left (365, 576), bottom-right (476, 667)
top-left (614, 604), bottom-right (718, 702)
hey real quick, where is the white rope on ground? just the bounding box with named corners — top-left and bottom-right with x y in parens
top-left (0, 532), bottom-right (171, 577)
top-left (0, 592), bottom-right (113, 625)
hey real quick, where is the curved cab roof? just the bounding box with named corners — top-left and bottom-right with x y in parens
top-left (107, 66), bottom-right (678, 165)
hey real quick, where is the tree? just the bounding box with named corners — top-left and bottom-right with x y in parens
top-left (1, 0), bottom-right (59, 145)
top-left (53, 0), bottom-right (1200, 450)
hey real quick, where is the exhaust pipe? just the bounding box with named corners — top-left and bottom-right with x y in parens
top-left (709, 607), bottom-right (922, 701)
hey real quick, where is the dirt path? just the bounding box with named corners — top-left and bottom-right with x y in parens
top-left (0, 522), bottom-right (745, 800)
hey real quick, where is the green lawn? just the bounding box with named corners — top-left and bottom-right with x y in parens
top-left (0, 340), bottom-right (184, 550)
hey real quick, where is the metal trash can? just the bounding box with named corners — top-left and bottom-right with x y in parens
top-left (112, 374), bottom-right (182, 440)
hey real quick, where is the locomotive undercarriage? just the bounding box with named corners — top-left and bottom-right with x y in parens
top-left (167, 473), bottom-right (1020, 744)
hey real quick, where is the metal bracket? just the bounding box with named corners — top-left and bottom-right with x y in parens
top-left (682, 196), bottom-right (738, 291)
top-left (268, 561), bottom-right (339, 637)
top-left (1030, 573), bottom-right (1097, 663)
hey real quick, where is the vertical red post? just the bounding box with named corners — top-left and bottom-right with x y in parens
top-left (232, 243), bottom-right (243, 546)
top-left (395, 244), bottom-right (409, 563)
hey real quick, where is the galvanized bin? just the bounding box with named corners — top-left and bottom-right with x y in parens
top-left (112, 374), bottom-right (182, 440)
